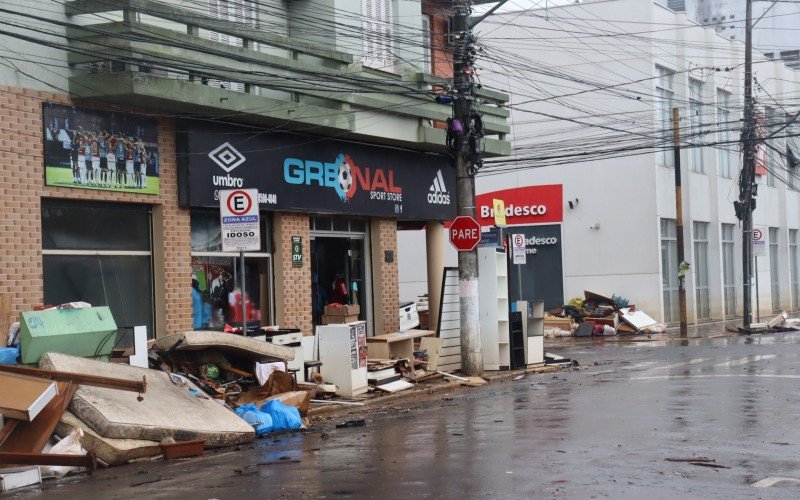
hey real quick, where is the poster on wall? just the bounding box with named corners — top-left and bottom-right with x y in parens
top-left (43, 102), bottom-right (160, 195)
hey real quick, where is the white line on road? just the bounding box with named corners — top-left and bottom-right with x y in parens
top-left (626, 374), bottom-right (800, 381)
top-left (752, 477), bottom-right (800, 488)
top-left (713, 354), bottom-right (776, 368)
top-left (644, 358), bottom-right (710, 371)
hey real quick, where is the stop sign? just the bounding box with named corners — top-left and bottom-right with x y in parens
top-left (449, 216), bottom-right (482, 252)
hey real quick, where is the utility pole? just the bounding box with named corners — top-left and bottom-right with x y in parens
top-left (672, 107), bottom-right (688, 338)
top-left (739, 0), bottom-right (755, 329)
top-left (453, 0), bottom-right (483, 375)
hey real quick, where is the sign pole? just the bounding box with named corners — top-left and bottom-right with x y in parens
top-left (241, 250), bottom-right (247, 336)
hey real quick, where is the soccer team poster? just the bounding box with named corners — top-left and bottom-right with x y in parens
top-left (43, 103), bottom-right (160, 195)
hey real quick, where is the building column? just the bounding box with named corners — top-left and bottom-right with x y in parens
top-left (426, 221), bottom-right (446, 332)
top-left (274, 213), bottom-right (312, 334)
top-left (370, 218), bottom-right (399, 335)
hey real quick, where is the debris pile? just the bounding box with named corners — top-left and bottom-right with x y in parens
top-left (545, 291), bottom-right (666, 338)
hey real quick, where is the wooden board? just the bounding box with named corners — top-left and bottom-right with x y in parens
top-left (419, 337), bottom-right (443, 372)
top-left (436, 267), bottom-right (461, 372)
top-left (1, 382), bottom-right (77, 453)
top-left (366, 330), bottom-right (436, 343)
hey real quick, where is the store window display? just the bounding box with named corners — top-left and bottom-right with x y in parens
top-left (190, 211), bottom-right (273, 330)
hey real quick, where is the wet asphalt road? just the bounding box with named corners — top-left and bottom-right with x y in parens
top-left (14, 330), bottom-right (800, 499)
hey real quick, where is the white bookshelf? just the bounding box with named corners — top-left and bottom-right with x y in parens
top-left (479, 246), bottom-right (510, 370)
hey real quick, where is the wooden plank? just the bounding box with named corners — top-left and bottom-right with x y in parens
top-left (419, 337), bottom-right (443, 372)
top-left (1, 382), bottom-right (77, 453)
top-left (439, 346), bottom-right (461, 357)
top-left (0, 365), bottom-right (146, 395)
top-left (0, 420), bottom-right (19, 448)
top-left (220, 366), bottom-right (253, 378)
top-left (0, 451), bottom-right (96, 472)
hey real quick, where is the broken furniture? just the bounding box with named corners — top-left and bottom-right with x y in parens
top-left (365, 330), bottom-right (436, 361)
top-left (18, 306), bottom-right (117, 364)
top-left (39, 352), bottom-right (255, 447)
top-left (317, 321), bottom-right (368, 397)
top-left (515, 300), bottom-right (544, 366)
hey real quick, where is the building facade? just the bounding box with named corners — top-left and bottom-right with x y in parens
top-left (473, 0), bottom-right (800, 323)
top-left (0, 0), bottom-right (510, 338)
top-left (661, 0), bottom-right (800, 68)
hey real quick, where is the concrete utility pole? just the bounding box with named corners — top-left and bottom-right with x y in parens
top-left (739, 0), bottom-right (756, 329)
top-left (453, 0), bottom-right (483, 375)
top-left (672, 107), bottom-right (688, 338)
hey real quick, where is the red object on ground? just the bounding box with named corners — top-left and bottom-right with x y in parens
top-left (448, 216), bottom-right (481, 252)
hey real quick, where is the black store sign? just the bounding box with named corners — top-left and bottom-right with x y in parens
top-left (508, 224), bottom-right (564, 310)
top-left (177, 121), bottom-right (456, 220)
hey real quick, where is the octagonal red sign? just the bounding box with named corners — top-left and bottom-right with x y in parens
top-left (449, 215), bottom-right (481, 252)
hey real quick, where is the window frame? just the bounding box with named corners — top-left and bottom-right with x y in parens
top-left (716, 89), bottom-right (733, 179)
top-left (655, 66), bottom-right (676, 168)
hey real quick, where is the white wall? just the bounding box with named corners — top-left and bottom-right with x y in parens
top-left (480, 0), bottom-right (800, 323)
top-left (397, 228), bottom-right (457, 303)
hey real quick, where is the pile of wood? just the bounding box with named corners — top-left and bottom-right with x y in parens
top-left (0, 364), bottom-right (146, 480)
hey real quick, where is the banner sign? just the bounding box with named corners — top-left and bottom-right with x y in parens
top-left (43, 103), bottom-right (160, 195)
top-left (178, 121), bottom-right (456, 220)
top-left (476, 185), bottom-right (563, 227)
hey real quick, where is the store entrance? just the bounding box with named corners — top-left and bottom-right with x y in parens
top-left (311, 236), bottom-right (369, 332)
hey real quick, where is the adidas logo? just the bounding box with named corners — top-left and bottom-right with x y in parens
top-left (427, 169), bottom-right (451, 205)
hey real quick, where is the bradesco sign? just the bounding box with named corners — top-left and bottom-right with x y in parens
top-left (475, 185), bottom-right (563, 226)
top-left (219, 188), bottom-right (261, 252)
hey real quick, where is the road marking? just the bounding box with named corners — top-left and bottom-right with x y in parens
top-left (645, 358), bottom-right (710, 371)
top-left (591, 361), bottom-right (659, 376)
top-left (626, 374), bottom-right (800, 381)
top-left (752, 477), bottom-right (800, 488)
top-left (714, 354), bottom-right (776, 367)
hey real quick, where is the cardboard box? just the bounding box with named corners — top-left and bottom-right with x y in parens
top-left (321, 314), bottom-right (359, 324)
top-left (544, 314), bottom-right (572, 330)
top-left (324, 304), bottom-right (360, 316)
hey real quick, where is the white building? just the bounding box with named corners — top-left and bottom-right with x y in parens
top-left (660, 0), bottom-right (800, 68)
top-left (398, 0), bottom-right (800, 326)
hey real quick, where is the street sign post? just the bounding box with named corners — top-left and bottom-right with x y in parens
top-left (752, 227), bottom-right (766, 257)
top-left (511, 233), bottom-right (526, 265)
top-left (449, 216), bottom-right (481, 252)
top-left (219, 188), bottom-right (260, 335)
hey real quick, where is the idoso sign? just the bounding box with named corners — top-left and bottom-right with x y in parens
top-left (476, 185), bottom-right (563, 226)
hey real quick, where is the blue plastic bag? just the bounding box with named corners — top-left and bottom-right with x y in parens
top-left (261, 400), bottom-right (302, 432)
top-left (235, 403), bottom-right (274, 435)
top-left (0, 346), bottom-right (19, 365)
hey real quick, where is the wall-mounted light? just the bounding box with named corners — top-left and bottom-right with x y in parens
top-left (589, 222), bottom-right (600, 230)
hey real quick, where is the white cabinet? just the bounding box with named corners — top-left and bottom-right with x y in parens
top-left (517, 300), bottom-right (545, 365)
top-left (317, 321), bottom-right (368, 397)
top-left (478, 246), bottom-right (510, 370)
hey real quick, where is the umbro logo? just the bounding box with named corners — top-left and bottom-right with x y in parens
top-left (209, 142), bottom-right (246, 172)
top-left (427, 169), bottom-right (451, 204)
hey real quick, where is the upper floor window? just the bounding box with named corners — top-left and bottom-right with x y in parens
top-left (689, 78), bottom-right (705, 174)
top-left (656, 66), bottom-right (675, 168)
top-left (716, 89), bottom-right (733, 178)
top-left (363, 0), bottom-right (394, 71)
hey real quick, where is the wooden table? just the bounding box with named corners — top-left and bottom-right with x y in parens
top-left (366, 330), bottom-right (436, 360)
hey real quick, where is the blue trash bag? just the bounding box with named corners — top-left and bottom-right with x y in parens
top-left (261, 400), bottom-right (302, 432)
top-left (235, 403), bottom-right (274, 435)
top-left (0, 346), bottom-right (19, 365)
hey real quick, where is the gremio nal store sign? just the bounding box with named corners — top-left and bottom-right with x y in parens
top-left (176, 120), bottom-right (456, 220)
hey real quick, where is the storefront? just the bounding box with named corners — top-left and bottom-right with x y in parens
top-left (475, 185), bottom-right (565, 309)
top-left (176, 119), bottom-right (456, 336)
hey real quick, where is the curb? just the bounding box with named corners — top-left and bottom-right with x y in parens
top-left (308, 364), bottom-right (568, 421)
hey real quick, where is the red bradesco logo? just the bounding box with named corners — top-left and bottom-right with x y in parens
top-left (476, 185), bottom-right (563, 226)
top-left (449, 216), bottom-right (481, 252)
